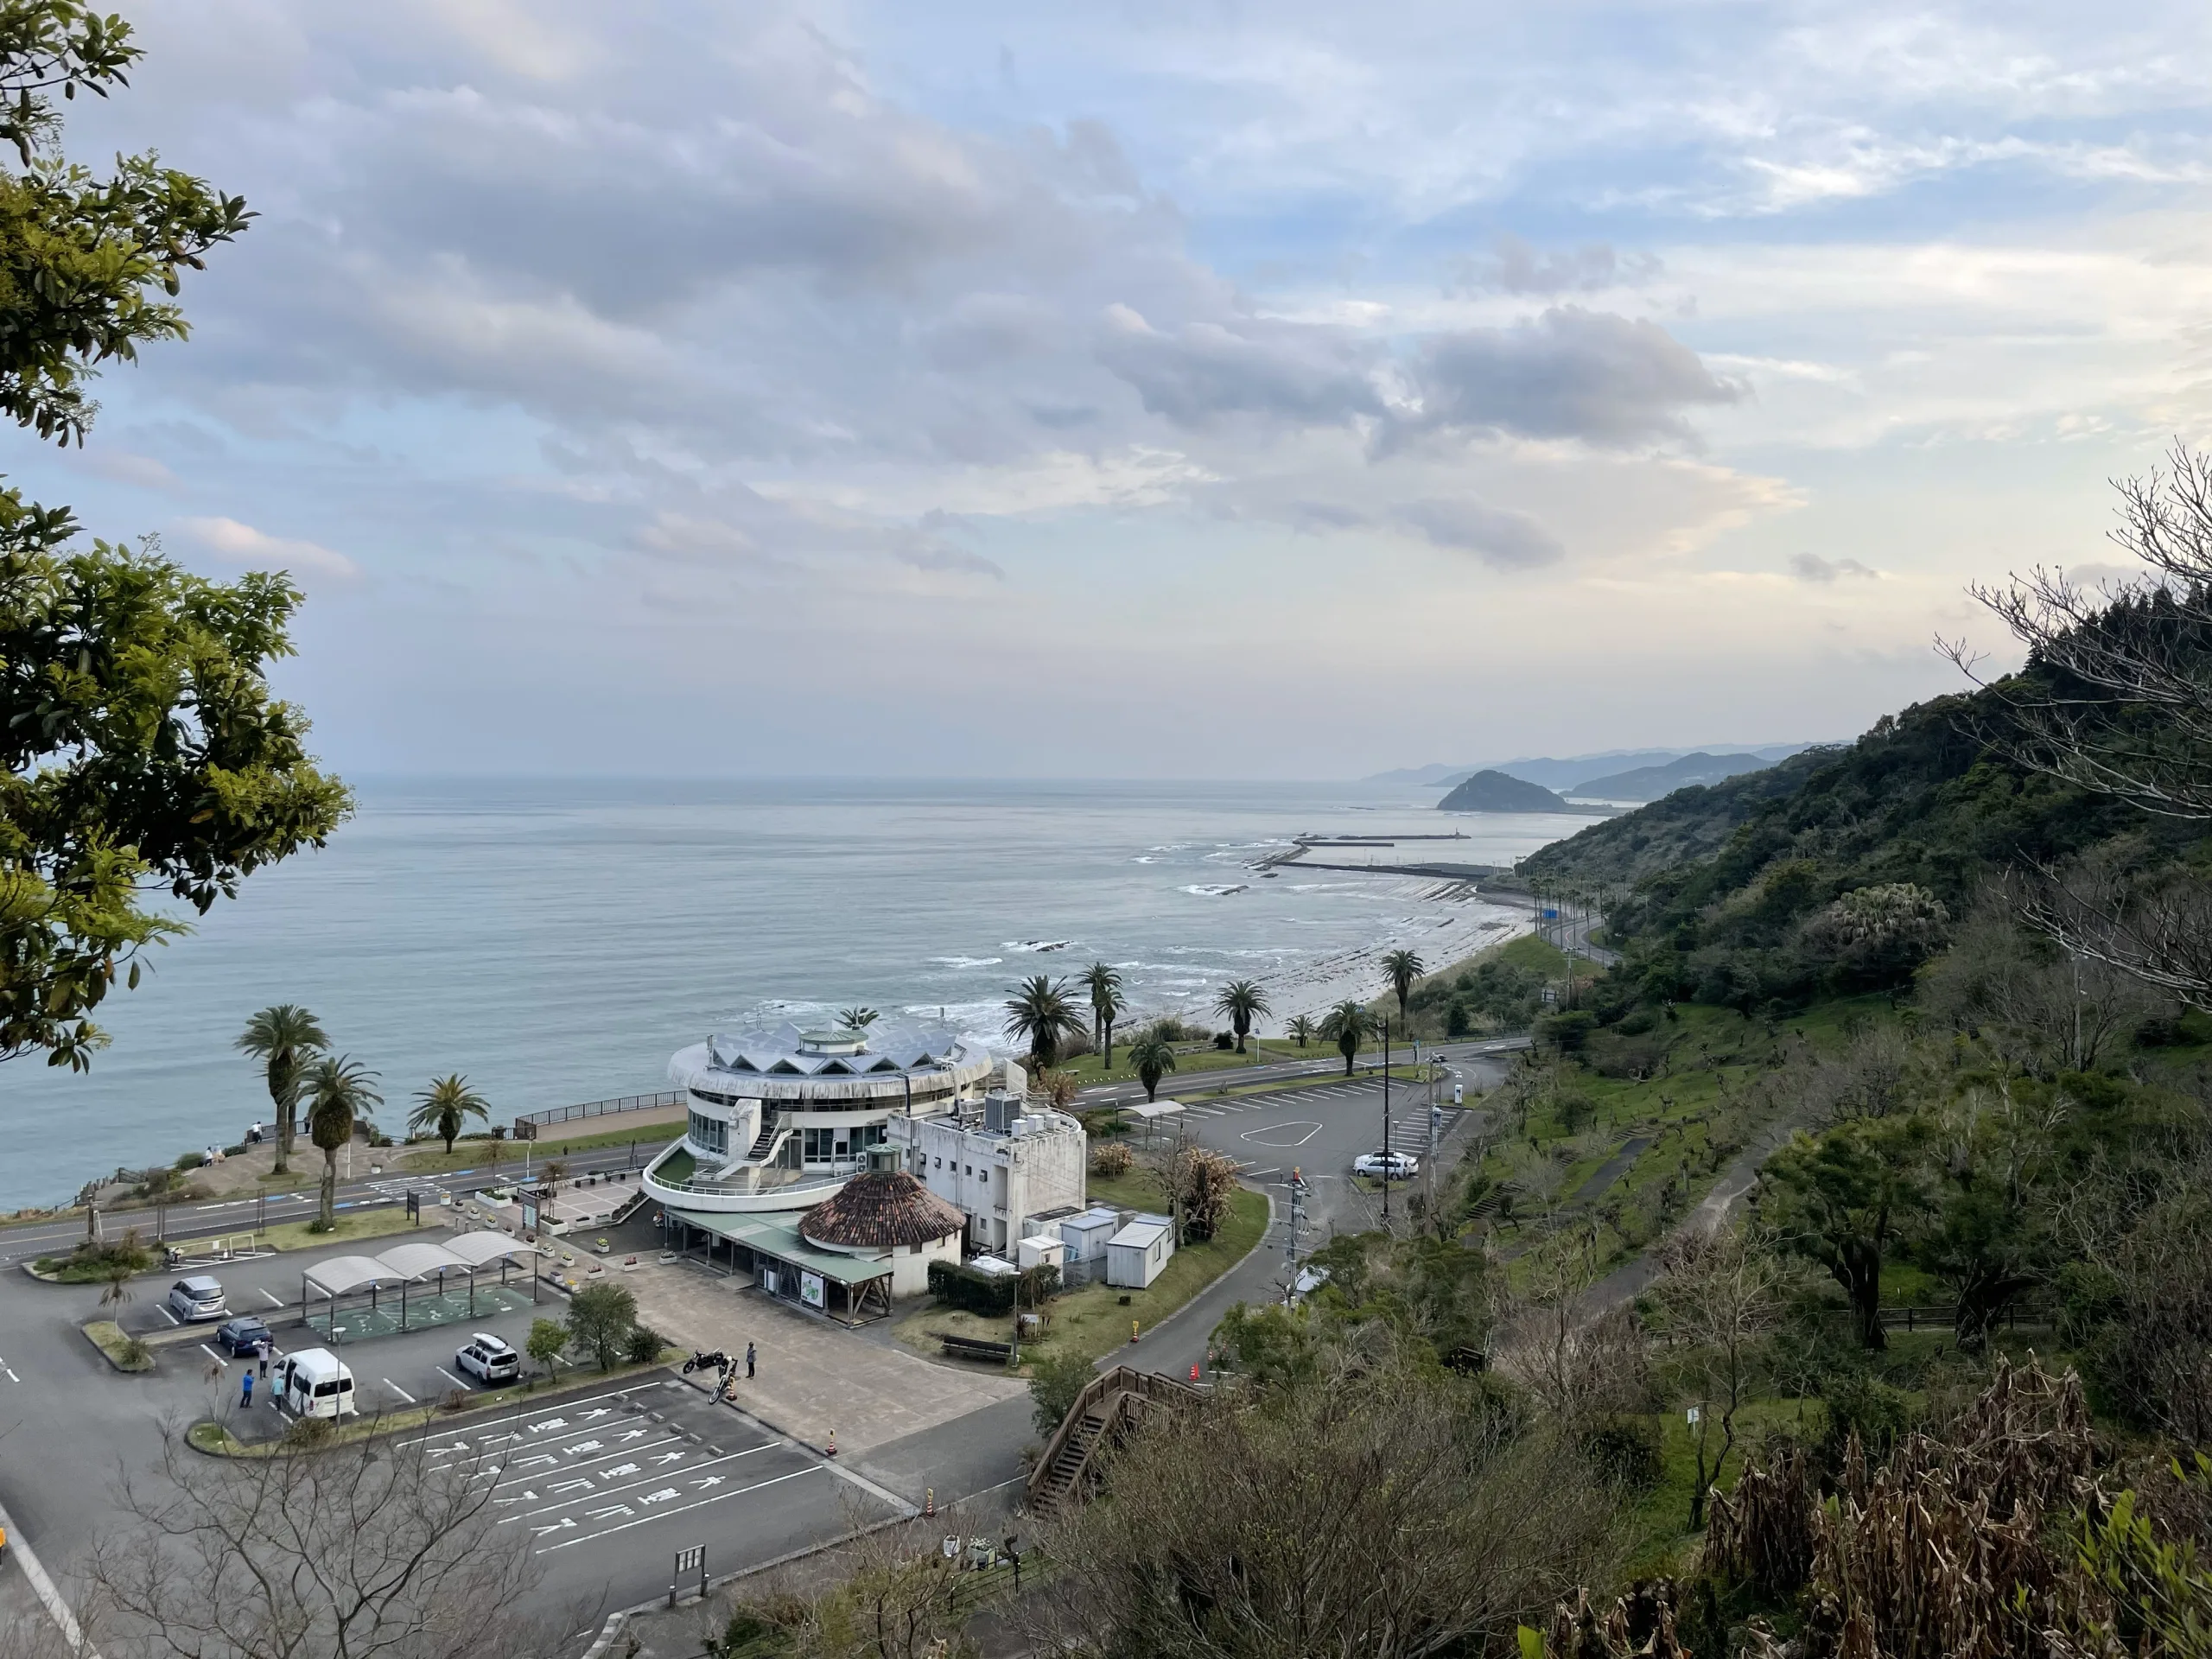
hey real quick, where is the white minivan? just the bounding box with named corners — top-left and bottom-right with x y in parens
top-left (273, 1348), bottom-right (357, 1419)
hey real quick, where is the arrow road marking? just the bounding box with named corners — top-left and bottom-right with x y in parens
top-left (639, 1488), bottom-right (679, 1505)
top-left (586, 1505), bottom-right (632, 1520)
top-left (579, 1408), bottom-right (612, 1421)
top-left (565, 1440), bottom-right (604, 1456)
top-left (654, 1452), bottom-right (686, 1465)
top-left (539, 1466), bottom-right (823, 1554)
top-left (692, 1476), bottom-right (723, 1489)
top-left (550, 1479), bottom-right (593, 1495)
top-left (530, 1418), bottom-right (569, 1433)
top-left (518, 1455), bottom-right (557, 1469)
top-left (603, 1462), bottom-right (640, 1479)
top-left (531, 1518), bottom-right (576, 1538)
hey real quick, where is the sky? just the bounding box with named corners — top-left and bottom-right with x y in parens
top-left (14, 0), bottom-right (2212, 778)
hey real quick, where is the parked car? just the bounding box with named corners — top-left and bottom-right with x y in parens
top-left (166, 1275), bottom-right (227, 1322)
top-left (454, 1332), bottom-right (520, 1384)
top-left (1352, 1151), bottom-right (1418, 1180)
top-left (214, 1316), bottom-right (270, 1357)
top-left (273, 1348), bottom-right (356, 1419)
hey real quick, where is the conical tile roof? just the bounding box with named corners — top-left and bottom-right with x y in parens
top-left (799, 1169), bottom-right (965, 1249)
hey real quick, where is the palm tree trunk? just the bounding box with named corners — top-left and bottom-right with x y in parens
top-left (321, 1148), bottom-right (337, 1228)
top-left (1103, 1018), bottom-right (1114, 1068)
top-left (272, 1097), bottom-right (292, 1175)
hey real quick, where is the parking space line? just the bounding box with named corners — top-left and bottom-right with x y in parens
top-left (157, 1307), bottom-right (179, 1325)
top-left (199, 1344), bottom-right (226, 1364)
top-left (384, 1379), bottom-right (417, 1404)
top-left (498, 1445), bottom-right (775, 1521)
top-left (479, 1432), bottom-right (693, 1491)
top-left (258, 1289), bottom-right (284, 1308)
top-left (536, 1465), bottom-right (823, 1553)
top-left (435, 1366), bottom-right (471, 1391)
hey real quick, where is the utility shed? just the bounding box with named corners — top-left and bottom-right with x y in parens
top-left (1104, 1213), bottom-right (1175, 1288)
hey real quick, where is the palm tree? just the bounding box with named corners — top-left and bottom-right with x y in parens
top-left (408, 1074), bottom-right (490, 1154)
top-left (1212, 980), bottom-right (1272, 1054)
top-left (1128, 1028), bottom-right (1179, 1103)
top-left (1382, 950), bottom-right (1426, 1028)
top-left (1082, 962), bottom-right (1127, 1065)
top-left (1002, 975), bottom-right (1086, 1070)
top-left (838, 1007), bottom-right (879, 1031)
top-left (1320, 1000), bottom-right (1374, 1077)
top-left (235, 1005), bottom-right (328, 1175)
top-left (1286, 1014), bottom-right (1315, 1049)
top-left (303, 1054), bottom-right (382, 1229)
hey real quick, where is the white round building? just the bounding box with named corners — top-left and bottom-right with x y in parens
top-left (641, 1016), bottom-right (996, 1215)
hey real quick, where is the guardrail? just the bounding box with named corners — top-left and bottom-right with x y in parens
top-left (514, 1090), bottom-right (684, 1138)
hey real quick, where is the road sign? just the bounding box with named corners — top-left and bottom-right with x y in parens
top-left (671, 1544), bottom-right (706, 1608)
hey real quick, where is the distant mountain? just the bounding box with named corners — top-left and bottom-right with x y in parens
top-left (1362, 762), bottom-right (1483, 785)
top-left (1437, 770), bottom-right (1576, 813)
top-left (1370, 743), bottom-right (1822, 792)
top-left (1567, 751), bottom-right (1776, 801)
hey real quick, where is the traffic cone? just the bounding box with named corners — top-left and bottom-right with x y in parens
top-left (1189, 1362), bottom-right (1201, 1382)
top-left (826, 1428), bottom-right (837, 1458)
top-left (925, 1487), bottom-right (935, 1517)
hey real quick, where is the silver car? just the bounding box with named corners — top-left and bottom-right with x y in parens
top-left (166, 1275), bottom-right (227, 1322)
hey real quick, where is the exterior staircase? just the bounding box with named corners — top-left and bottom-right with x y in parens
top-left (747, 1108), bottom-right (781, 1160)
top-left (1026, 1364), bottom-right (1204, 1516)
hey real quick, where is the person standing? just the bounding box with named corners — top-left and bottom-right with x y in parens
top-left (257, 1340), bottom-right (270, 1381)
top-left (745, 1340), bottom-right (756, 1379)
top-left (240, 1370), bottom-right (254, 1409)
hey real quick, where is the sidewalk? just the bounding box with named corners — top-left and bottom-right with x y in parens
top-left (620, 1261), bottom-right (1026, 1458)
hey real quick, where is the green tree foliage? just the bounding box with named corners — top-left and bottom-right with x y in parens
top-left (1211, 978), bottom-right (1270, 1053)
top-left (1321, 998), bottom-right (1373, 1076)
top-left (407, 1073), bottom-right (489, 1154)
top-left (1027, 1345), bottom-right (1093, 1440)
top-left (234, 1004), bottom-right (326, 1174)
top-left (524, 1317), bottom-right (566, 1382)
top-left (1082, 959), bottom-right (1124, 1065)
top-left (1001, 973), bottom-right (1084, 1070)
top-left (0, 7), bottom-right (345, 1068)
top-left (1128, 1027), bottom-right (1176, 1102)
top-left (1285, 1013), bottom-right (1313, 1048)
top-left (1382, 947), bottom-right (1426, 1025)
top-left (303, 1053), bottom-right (379, 1228)
top-left (1758, 1116), bottom-right (1932, 1349)
top-left (565, 1281), bottom-right (640, 1373)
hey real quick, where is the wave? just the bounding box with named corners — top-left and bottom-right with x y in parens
top-left (1001, 938), bottom-right (1075, 953)
top-left (929, 956), bottom-right (1002, 969)
top-left (1180, 883), bottom-right (1249, 897)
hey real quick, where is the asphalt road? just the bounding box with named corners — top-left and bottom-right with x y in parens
top-left (1073, 1035), bottom-right (1529, 1108)
top-left (0, 1229), bottom-right (891, 1652)
top-left (0, 1138), bottom-right (657, 1268)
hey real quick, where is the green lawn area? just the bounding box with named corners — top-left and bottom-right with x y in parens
top-left (892, 1175), bottom-right (1270, 1371)
top-left (253, 1207), bottom-right (423, 1254)
top-left (395, 1120), bottom-right (677, 1175)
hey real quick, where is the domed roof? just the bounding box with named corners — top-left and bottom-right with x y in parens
top-left (799, 1169), bottom-right (966, 1249)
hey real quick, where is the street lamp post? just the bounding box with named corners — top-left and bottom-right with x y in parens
top-left (1381, 1016), bottom-right (1392, 1227)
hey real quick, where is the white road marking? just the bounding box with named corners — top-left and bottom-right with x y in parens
top-left (0, 1364), bottom-right (16, 1382)
top-left (1238, 1120), bottom-right (1323, 1147)
top-left (550, 1478), bottom-right (594, 1495)
top-left (258, 1289), bottom-right (284, 1308)
top-left (435, 1366), bottom-right (471, 1390)
top-left (537, 1465), bottom-right (823, 1554)
top-left (157, 1307), bottom-right (180, 1325)
top-left (383, 1378), bottom-right (416, 1404)
top-left (200, 1344), bottom-right (226, 1364)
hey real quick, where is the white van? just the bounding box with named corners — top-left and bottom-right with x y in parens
top-left (273, 1348), bottom-right (357, 1420)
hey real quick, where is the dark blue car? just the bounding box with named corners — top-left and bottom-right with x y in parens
top-left (215, 1316), bottom-right (270, 1357)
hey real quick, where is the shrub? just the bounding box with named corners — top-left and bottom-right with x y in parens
top-left (1091, 1142), bottom-right (1135, 1178)
top-left (1029, 1346), bottom-right (1094, 1438)
top-left (1212, 1032), bottom-right (1235, 1050)
top-left (1820, 1373), bottom-right (1915, 1466)
top-left (1580, 1416), bottom-right (1663, 1490)
top-left (626, 1324), bottom-right (667, 1365)
top-left (1535, 1010), bottom-right (1598, 1053)
top-left (929, 1260), bottom-right (1015, 1317)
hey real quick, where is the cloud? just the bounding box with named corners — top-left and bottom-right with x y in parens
top-left (1789, 552), bottom-right (1880, 582)
top-left (1395, 498), bottom-right (1565, 569)
top-left (1402, 308), bottom-right (1745, 448)
top-left (1472, 235), bottom-right (1660, 296)
top-left (1094, 304), bottom-right (1383, 426)
top-left (177, 517), bottom-right (360, 582)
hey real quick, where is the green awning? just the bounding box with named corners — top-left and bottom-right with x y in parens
top-left (664, 1208), bottom-right (893, 1287)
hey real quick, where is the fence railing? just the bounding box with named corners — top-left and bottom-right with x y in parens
top-left (514, 1090), bottom-right (684, 1137)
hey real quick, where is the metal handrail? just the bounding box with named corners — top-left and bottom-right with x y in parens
top-left (515, 1090), bottom-right (684, 1133)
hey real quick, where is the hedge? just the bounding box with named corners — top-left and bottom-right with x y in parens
top-left (928, 1260), bottom-right (1060, 1316)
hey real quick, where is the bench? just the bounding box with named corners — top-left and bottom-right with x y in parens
top-left (936, 1332), bottom-right (1013, 1363)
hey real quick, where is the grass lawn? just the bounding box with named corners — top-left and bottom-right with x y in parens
top-left (891, 1179), bottom-right (1270, 1372)
top-left (392, 1120), bottom-right (676, 1176)
top-left (251, 1207), bottom-right (423, 1255)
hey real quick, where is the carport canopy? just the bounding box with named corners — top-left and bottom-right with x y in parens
top-left (302, 1254), bottom-right (404, 1297)
top-left (376, 1240), bottom-right (472, 1281)
top-left (442, 1230), bottom-right (541, 1268)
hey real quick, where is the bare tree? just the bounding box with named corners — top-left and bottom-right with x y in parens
top-left (1946, 442), bottom-right (2212, 1005)
top-left (1028, 1364), bottom-right (1619, 1659)
top-left (1918, 890), bottom-right (2158, 1072)
top-left (1650, 1225), bottom-right (1781, 1527)
top-left (710, 1498), bottom-right (988, 1659)
top-left (1491, 1230), bottom-right (1648, 1434)
top-left (81, 1420), bottom-right (581, 1659)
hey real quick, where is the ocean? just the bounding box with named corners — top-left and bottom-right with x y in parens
top-left (0, 778), bottom-right (1584, 1209)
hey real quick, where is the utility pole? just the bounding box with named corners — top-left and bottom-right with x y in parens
top-left (1284, 1166), bottom-right (1307, 1300)
top-left (1381, 1016), bottom-right (1392, 1227)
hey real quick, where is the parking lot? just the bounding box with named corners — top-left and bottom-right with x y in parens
top-left (414, 1379), bottom-right (868, 1566)
top-left (1158, 1063), bottom-right (1497, 1232)
top-left (119, 1229), bottom-right (555, 1414)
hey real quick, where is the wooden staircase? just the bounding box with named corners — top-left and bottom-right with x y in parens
top-left (1026, 1364), bottom-right (1204, 1516)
